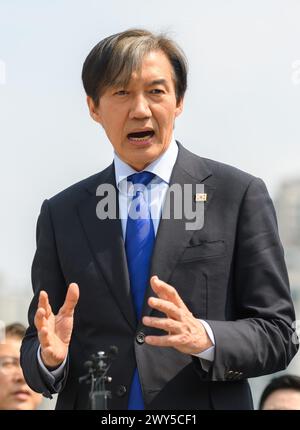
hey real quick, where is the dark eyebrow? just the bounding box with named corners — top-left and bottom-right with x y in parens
top-left (148, 79), bottom-right (168, 87)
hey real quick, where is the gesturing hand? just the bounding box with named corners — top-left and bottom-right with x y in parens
top-left (34, 283), bottom-right (80, 368)
top-left (143, 276), bottom-right (212, 355)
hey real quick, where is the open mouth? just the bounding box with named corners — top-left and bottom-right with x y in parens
top-left (127, 130), bottom-right (155, 142)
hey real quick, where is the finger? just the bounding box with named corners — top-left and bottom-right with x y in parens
top-left (60, 283), bottom-right (80, 315)
top-left (143, 316), bottom-right (181, 334)
top-left (147, 297), bottom-right (181, 320)
top-left (150, 276), bottom-right (188, 310)
top-left (145, 333), bottom-right (174, 347)
top-left (145, 333), bottom-right (188, 348)
top-left (34, 307), bottom-right (46, 332)
top-left (38, 326), bottom-right (51, 348)
top-left (38, 291), bottom-right (52, 318)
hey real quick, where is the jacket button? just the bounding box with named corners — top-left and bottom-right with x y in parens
top-left (116, 385), bottom-right (127, 397)
top-left (136, 332), bottom-right (145, 344)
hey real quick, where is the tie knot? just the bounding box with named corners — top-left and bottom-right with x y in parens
top-left (127, 171), bottom-right (155, 187)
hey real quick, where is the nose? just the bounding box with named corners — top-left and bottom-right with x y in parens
top-left (12, 365), bottom-right (25, 383)
top-left (129, 94), bottom-right (152, 120)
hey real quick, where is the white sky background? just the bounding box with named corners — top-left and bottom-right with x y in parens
top-left (0, 0), bottom-right (300, 291)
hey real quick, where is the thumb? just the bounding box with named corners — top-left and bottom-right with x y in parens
top-left (60, 283), bottom-right (80, 315)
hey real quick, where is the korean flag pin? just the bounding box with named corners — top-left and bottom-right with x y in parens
top-left (195, 193), bottom-right (207, 202)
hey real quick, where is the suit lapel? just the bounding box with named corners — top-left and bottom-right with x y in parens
top-left (77, 144), bottom-right (216, 326)
top-left (77, 164), bottom-right (136, 331)
top-left (143, 143), bottom-right (215, 317)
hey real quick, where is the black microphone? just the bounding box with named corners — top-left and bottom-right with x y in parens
top-left (79, 345), bottom-right (118, 409)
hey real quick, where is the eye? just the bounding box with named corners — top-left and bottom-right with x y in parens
top-left (114, 90), bottom-right (128, 96)
top-left (150, 89), bottom-right (164, 95)
top-left (1, 358), bottom-right (15, 368)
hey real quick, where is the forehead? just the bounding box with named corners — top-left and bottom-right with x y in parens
top-left (0, 336), bottom-right (21, 357)
top-left (264, 388), bottom-right (300, 409)
top-left (108, 50), bottom-right (175, 92)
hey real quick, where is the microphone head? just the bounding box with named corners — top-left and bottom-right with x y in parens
top-left (84, 360), bottom-right (93, 369)
top-left (109, 345), bottom-right (118, 358)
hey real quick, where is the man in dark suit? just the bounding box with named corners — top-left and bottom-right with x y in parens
top-left (21, 29), bottom-right (298, 410)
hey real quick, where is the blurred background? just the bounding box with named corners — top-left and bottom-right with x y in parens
top-left (0, 0), bottom-right (299, 409)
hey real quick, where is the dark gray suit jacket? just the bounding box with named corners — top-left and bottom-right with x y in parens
top-left (21, 142), bottom-right (298, 409)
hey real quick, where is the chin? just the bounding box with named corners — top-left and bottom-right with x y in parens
top-left (12, 401), bottom-right (33, 410)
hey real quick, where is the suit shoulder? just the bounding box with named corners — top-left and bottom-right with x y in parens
top-left (202, 157), bottom-right (256, 185)
top-left (178, 144), bottom-right (264, 200)
top-left (47, 164), bottom-right (113, 207)
top-left (178, 143), bottom-right (257, 188)
top-left (201, 157), bottom-right (268, 201)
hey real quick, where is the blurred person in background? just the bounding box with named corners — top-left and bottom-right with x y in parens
top-left (0, 323), bottom-right (42, 410)
top-left (259, 374), bottom-right (300, 410)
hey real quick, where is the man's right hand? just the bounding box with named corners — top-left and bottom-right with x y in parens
top-left (34, 283), bottom-right (80, 369)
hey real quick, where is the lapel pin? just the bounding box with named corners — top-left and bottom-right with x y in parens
top-left (194, 193), bottom-right (207, 202)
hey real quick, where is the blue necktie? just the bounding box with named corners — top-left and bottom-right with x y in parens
top-left (125, 171), bottom-right (155, 410)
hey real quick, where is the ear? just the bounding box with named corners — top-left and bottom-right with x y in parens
top-left (175, 97), bottom-right (184, 118)
top-left (86, 96), bottom-right (103, 124)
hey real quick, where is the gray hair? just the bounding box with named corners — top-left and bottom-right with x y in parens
top-left (82, 28), bottom-right (188, 105)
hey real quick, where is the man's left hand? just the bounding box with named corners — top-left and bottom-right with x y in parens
top-left (142, 276), bottom-right (212, 355)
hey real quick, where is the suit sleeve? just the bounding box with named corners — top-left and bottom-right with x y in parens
top-left (193, 177), bottom-right (299, 381)
top-left (20, 199), bottom-right (69, 398)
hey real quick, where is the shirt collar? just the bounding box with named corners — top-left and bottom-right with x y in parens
top-left (114, 136), bottom-right (178, 190)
